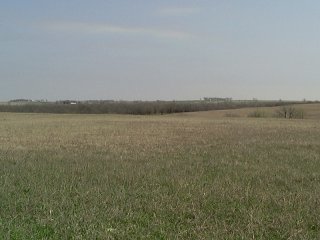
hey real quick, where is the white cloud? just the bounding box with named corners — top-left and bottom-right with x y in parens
top-left (42, 22), bottom-right (192, 39)
top-left (158, 7), bottom-right (200, 16)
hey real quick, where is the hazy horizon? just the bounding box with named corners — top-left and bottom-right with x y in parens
top-left (1, 1), bottom-right (320, 101)
top-left (1, 98), bottom-right (314, 102)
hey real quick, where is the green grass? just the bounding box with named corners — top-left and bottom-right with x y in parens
top-left (1, 112), bottom-right (320, 239)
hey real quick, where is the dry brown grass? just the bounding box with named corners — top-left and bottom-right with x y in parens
top-left (1, 109), bottom-right (320, 239)
top-left (174, 103), bottom-right (320, 120)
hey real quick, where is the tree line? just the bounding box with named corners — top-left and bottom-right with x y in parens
top-left (0, 100), bottom-right (307, 115)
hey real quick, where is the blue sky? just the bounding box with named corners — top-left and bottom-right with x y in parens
top-left (1, 0), bottom-right (319, 101)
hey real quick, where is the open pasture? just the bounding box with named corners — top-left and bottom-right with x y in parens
top-left (1, 106), bottom-right (320, 239)
top-left (175, 103), bottom-right (320, 119)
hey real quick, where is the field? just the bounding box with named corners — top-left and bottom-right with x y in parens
top-left (1, 104), bottom-right (320, 239)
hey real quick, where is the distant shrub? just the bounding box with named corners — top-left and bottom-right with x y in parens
top-left (247, 109), bottom-right (267, 118)
top-left (274, 106), bottom-right (304, 119)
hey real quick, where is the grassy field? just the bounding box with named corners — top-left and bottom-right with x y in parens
top-left (1, 104), bottom-right (320, 239)
top-left (175, 103), bottom-right (320, 119)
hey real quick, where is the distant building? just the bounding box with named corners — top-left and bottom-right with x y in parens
top-left (57, 100), bottom-right (78, 105)
top-left (8, 99), bottom-right (33, 105)
top-left (203, 97), bottom-right (232, 102)
top-left (9, 99), bottom-right (32, 103)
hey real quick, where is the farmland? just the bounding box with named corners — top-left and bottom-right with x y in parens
top-left (1, 104), bottom-right (320, 239)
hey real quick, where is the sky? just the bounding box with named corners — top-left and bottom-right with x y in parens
top-left (1, 0), bottom-right (320, 101)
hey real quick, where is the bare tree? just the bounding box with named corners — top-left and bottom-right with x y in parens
top-left (275, 106), bottom-right (304, 119)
